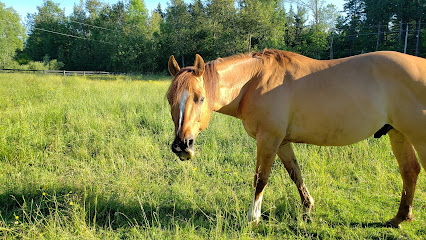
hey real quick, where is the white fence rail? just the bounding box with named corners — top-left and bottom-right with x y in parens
top-left (0, 69), bottom-right (110, 76)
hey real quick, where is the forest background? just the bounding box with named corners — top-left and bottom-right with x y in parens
top-left (1, 0), bottom-right (426, 74)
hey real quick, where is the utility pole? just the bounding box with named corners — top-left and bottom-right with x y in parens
top-left (330, 34), bottom-right (334, 60)
top-left (399, 20), bottom-right (403, 51)
top-left (416, 16), bottom-right (421, 56)
top-left (376, 22), bottom-right (381, 51)
top-left (248, 33), bottom-right (252, 52)
top-left (415, 4), bottom-right (423, 56)
top-left (404, 23), bottom-right (409, 54)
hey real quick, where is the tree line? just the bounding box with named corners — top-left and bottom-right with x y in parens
top-left (1, 0), bottom-right (426, 74)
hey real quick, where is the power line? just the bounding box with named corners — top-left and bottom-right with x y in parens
top-left (68, 19), bottom-right (116, 32)
top-left (337, 21), bottom-right (426, 31)
top-left (0, 18), bottom-right (114, 44)
top-left (339, 29), bottom-right (422, 38)
top-left (33, 27), bottom-right (115, 45)
top-left (25, 11), bottom-right (118, 32)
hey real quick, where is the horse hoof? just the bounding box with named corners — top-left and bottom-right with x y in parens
top-left (247, 213), bottom-right (260, 226)
top-left (302, 204), bottom-right (314, 223)
top-left (248, 218), bottom-right (260, 227)
top-left (302, 212), bottom-right (313, 223)
top-left (385, 219), bottom-right (401, 228)
top-left (247, 213), bottom-right (260, 227)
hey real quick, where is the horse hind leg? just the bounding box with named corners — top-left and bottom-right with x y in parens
top-left (277, 143), bottom-right (314, 217)
top-left (412, 141), bottom-right (426, 171)
top-left (386, 129), bottom-right (421, 228)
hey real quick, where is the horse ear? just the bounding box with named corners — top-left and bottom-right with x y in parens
top-left (168, 55), bottom-right (180, 77)
top-left (193, 54), bottom-right (205, 77)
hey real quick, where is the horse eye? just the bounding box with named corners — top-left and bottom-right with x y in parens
top-left (199, 97), bottom-right (205, 103)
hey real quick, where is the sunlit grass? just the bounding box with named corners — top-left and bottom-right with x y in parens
top-left (0, 73), bottom-right (425, 239)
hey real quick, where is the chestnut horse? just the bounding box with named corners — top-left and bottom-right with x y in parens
top-left (166, 50), bottom-right (426, 228)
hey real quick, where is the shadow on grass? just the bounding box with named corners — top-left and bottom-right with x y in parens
top-left (250, 198), bottom-right (400, 238)
top-left (267, 196), bottom-right (394, 228)
top-left (0, 187), bottom-right (401, 239)
top-left (0, 187), bottom-right (217, 231)
top-left (327, 221), bottom-right (390, 228)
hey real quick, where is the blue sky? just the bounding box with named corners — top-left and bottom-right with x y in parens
top-left (1, 0), bottom-right (171, 19)
top-left (2, 0), bottom-right (345, 21)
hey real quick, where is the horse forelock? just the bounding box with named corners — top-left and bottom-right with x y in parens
top-left (166, 69), bottom-right (194, 108)
top-left (166, 62), bottom-right (219, 110)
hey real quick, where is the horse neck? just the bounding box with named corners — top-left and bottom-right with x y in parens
top-left (212, 56), bottom-right (262, 117)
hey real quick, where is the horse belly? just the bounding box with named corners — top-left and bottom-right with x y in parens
top-left (286, 84), bottom-right (387, 146)
top-left (287, 119), bottom-right (384, 146)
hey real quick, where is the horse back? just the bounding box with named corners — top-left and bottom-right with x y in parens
top-left (238, 51), bottom-right (426, 146)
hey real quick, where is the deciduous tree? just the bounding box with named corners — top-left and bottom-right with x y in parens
top-left (0, 3), bottom-right (26, 67)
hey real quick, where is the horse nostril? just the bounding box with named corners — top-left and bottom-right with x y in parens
top-left (187, 139), bottom-right (194, 148)
top-left (172, 139), bottom-right (182, 152)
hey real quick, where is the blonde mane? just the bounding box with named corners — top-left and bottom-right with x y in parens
top-left (166, 50), bottom-right (305, 109)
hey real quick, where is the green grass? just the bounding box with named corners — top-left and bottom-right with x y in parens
top-left (0, 73), bottom-right (425, 239)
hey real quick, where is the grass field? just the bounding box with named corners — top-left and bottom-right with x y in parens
top-left (0, 73), bottom-right (425, 239)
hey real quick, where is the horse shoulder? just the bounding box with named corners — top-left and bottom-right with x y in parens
top-left (238, 70), bottom-right (292, 140)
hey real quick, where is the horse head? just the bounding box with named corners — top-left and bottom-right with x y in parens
top-left (166, 54), bottom-right (213, 160)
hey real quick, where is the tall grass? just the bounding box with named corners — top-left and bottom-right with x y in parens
top-left (0, 73), bottom-right (424, 239)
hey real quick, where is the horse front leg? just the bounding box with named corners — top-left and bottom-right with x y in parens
top-left (247, 131), bottom-right (282, 225)
top-left (277, 142), bottom-right (314, 218)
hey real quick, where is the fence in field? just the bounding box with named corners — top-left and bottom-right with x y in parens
top-left (0, 68), bottom-right (110, 76)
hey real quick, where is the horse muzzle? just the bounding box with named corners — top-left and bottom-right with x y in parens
top-left (171, 137), bottom-right (195, 161)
